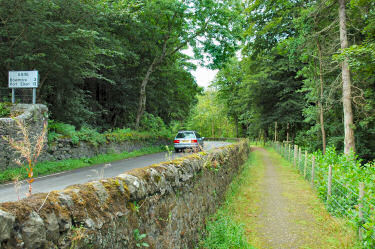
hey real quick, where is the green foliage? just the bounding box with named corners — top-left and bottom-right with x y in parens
top-left (0, 0), bottom-right (244, 130)
top-left (133, 229), bottom-right (149, 248)
top-left (48, 120), bottom-right (79, 144)
top-left (282, 145), bottom-right (375, 247)
top-left (199, 210), bottom-right (255, 249)
top-left (0, 0), bottom-right (204, 129)
top-left (210, 0), bottom-right (375, 162)
top-left (199, 149), bottom-right (256, 249)
top-left (0, 102), bottom-right (11, 118)
top-left (76, 126), bottom-right (106, 147)
top-left (105, 128), bottom-right (148, 142)
top-left (139, 112), bottom-right (167, 133)
top-left (187, 90), bottom-right (236, 138)
top-left (48, 120), bottom-right (172, 146)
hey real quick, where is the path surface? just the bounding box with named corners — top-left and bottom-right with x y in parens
top-left (255, 148), bottom-right (313, 248)
top-left (231, 147), bottom-right (354, 249)
top-left (0, 141), bottom-right (230, 202)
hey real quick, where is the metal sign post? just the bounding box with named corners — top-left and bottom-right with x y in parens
top-left (8, 71), bottom-right (39, 104)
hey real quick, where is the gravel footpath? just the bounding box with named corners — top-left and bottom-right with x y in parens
top-left (255, 149), bottom-right (311, 248)
top-left (244, 148), bottom-right (354, 249)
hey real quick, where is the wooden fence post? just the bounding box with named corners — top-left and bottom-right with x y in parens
top-left (288, 144), bottom-right (291, 161)
top-left (311, 156), bottom-right (315, 185)
top-left (358, 182), bottom-right (365, 240)
top-left (304, 150), bottom-right (308, 178)
top-left (298, 147), bottom-right (302, 170)
top-left (294, 145), bottom-right (298, 167)
top-left (327, 165), bottom-right (332, 201)
top-left (285, 143), bottom-right (287, 158)
top-left (285, 143), bottom-right (288, 157)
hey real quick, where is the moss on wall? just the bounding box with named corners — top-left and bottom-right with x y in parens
top-left (0, 140), bottom-right (250, 249)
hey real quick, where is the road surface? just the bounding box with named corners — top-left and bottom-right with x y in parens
top-left (0, 141), bottom-right (231, 202)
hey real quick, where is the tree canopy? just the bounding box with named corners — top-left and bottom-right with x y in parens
top-left (2, 0), bottom-right (375, 160)
top-left (214, 0), bottom-right (375, 160)
top-left (0, 0), bottom-right (242, 130)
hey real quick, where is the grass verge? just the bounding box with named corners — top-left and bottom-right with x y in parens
top-left (197, 149), bottom-right (258, 249)
top-left (0, 145), bottom-right (167, 184)
top-left (266, 147), bottom-right (360, 248)
top-left (200, 147), bottom-right (358, 249)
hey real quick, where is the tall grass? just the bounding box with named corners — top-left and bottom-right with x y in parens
top-left (199, 210), bottom-right (255, 249)
top-left (2, 118), bottom-right (47, 196)
top-left (198, 150), bottom-right (256, 249)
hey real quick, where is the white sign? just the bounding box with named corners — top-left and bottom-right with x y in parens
top-left (9, 71), bottom-right (38, 88)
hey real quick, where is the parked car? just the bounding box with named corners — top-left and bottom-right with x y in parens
top-left (173, 130), bottom-right (204, 152)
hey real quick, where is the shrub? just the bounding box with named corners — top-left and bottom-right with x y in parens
top-left (140, 112), bottom-right (167, 132)
top-left (48, 120), bottom-right (79, 143)
top-left (76, 126), bottom-right (106, 147)
top-left (0, 102), bottom-right (11, 118)
top-left (48, 120), bottom-right (172, 146)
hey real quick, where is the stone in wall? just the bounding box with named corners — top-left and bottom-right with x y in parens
top-left (0, 104), bottom-right (48, 171)
top-left (0, 140), bottom-right (250, 249)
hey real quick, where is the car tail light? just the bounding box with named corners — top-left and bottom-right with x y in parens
top-left (191, 139), bottom-right (198, 143)
top-left (174, 140), bottom-right (180, 143)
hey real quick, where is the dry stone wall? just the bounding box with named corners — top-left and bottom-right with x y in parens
top-left (39, 138), bottom-right (170, 163)
top-left (0, 104), bottom-right (169, 170)
top-left (0, 140), bottom-right (250, 249)
top-left (0, 104), bottom-right (48, 170)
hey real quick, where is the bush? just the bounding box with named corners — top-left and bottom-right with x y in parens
top-left (140, 112), bottom-right (167, 132)
top-left (105, 128), bottom-right (153, 142)
top-left (0, 102), bottom-right (11, 118)
top-left (48, 120), bottom-right (172, 146)
top-left (48, 120), bottom-right (79, 144)
top-left (76, 126), bottom-right (106, 147)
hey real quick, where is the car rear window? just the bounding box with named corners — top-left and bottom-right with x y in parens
top-left (176, 132), bottom-right (195, 139)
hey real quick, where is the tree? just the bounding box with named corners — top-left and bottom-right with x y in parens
top-left (213, 57), bottom-right (244, 137)
top-left (339, 0), bottom-right (355, 154)
top-left (187, 90), bottom-right (236, 137)
top-left (133, 0), bottom-right (244, 129)
top-left (0, 0), bottom-right (202, 130)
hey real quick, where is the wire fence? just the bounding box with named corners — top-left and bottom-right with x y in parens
top-left (271, 141), bottom-right (375, 247)
top-left (0, 87), bottom-right (34, 104)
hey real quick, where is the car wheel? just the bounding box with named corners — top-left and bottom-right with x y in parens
top-left (175, 148), bottom-right (179, 153)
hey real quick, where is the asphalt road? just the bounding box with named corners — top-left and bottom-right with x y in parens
top-left (0, 141), bottom-right (231, 202)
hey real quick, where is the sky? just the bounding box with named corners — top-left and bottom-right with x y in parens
top-left (182, 46), bottom-right (218, 89)
top-left (191, 66), bottom-right (218, 89)
top-left (183, 48), bottom-right (241, 89)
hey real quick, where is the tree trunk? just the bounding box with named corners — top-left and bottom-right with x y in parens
top-left (339, 0), bottom-right (355, 154)
top-left (135, 35), bottom-right (170, 130)
top-left (135, 57), bottom-right (158, 130)
top-left (235, 116), bottom-right (239, 138)
top-left (316, 40), bottom-right (327, 154)
top-left (274, 121), bottom-right (278, 142)
top-left (286, 122), bottom-right (290, 142)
